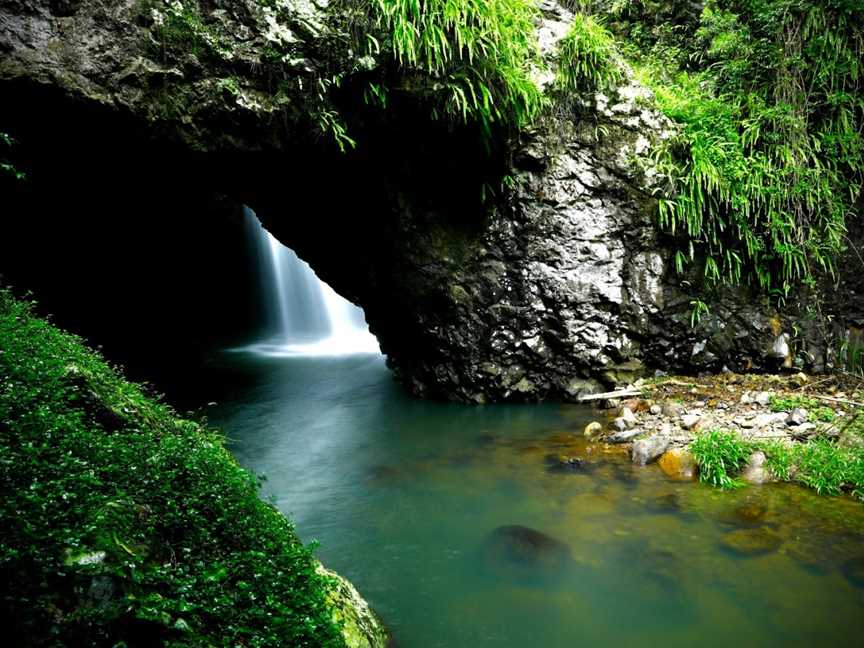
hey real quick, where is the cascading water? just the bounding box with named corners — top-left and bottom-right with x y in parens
top-left (241, 207), bottom-right (380, 356)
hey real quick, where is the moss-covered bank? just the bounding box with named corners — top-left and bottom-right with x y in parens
top-left (0, 290), bottom-right (386, 647)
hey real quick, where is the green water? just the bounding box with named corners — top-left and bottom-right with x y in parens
top-left (205, 353), bottom-right (864, 647)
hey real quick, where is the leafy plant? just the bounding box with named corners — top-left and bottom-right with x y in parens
top-left (349, 0), bottom-right (547, 134)
top-left (638, 0), bottom-right (864, 300)
top-left (556, 13), bottom-right (623, 93)
top-left (690, 429), bottom-right (751, 488)
top-left (0, 131), bottom-right (25, 181)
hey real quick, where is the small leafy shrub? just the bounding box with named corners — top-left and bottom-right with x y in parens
top-left (353, 0), bottom-right (547, 134)
top-left (556, 14), bottom-right (623, 93)
top-left (0, 132), bottom-right (25, 181)
top-left (768, 395), bottom-right (834, 421)
top-left (690, 429), bottom-right (751, 489)
top-left (759, 440), bottom-right (794, 481)
top-left (794, 437), bottom-right (858, 496)
top-left (759, 436), bottom-right (864, 501)
top-left (641, 0), bottom-right (864, 300)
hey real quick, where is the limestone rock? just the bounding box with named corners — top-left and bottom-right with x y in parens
top-left (608, 428), bottom-right (642, 444)
top-left (631, 435), bottom-right (670, 466)
top-left (786, 408), bottom-right (808, 426)
top-left (0, 0), bottom-right (840, 403)
top-left (620, 407), bottom-right (638, 429)
top-left (680, 414), bottom-right (701, 430)
top-left (741, 451), bottom-right (774, 485)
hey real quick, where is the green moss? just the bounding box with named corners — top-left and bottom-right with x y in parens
top-left (0, 291), bottom-right (347, 646)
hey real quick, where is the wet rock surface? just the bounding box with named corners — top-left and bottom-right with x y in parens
top-left (2, 0), bottom-right (851, 403)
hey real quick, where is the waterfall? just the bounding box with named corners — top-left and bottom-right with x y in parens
top-left (241, 207), bottom-right (380, 356)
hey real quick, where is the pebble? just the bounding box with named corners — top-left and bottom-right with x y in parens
top-left (785, 408), bottom-right (808, 426)
top-left (681, 414), bottom-right (701, 430)
top-left (649, 404), bottom-right (662, 415)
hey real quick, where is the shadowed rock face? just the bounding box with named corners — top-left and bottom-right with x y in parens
top-left (1, 0), bottom-right (856, 402)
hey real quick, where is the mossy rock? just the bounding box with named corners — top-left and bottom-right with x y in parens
top-left (319, 565), bottom-right (389, 648)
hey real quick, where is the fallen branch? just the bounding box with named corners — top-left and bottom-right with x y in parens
top-left (812, 394), bottom-right (864, 407)
top-left (578, 388), bottom-right (641, 401)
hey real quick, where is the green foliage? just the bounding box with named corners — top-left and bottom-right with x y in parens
top-left (759, 436), bottom-right (864, 500)
top-left (0, 291), bottom-right (346, 646)
top-left (690, 429), bottom-right (750, 489)
top-left (793, 437), bottom-right (858, 495)
top-left (641, 0), bottom-right (864, 299)
top-left (0, 132), bottom-right (25, 181)
top-left (838, 338), bottom-right (864, 376)
top-left (353, 0), bottom-right (547, 133)
top-left (768, 394), bottom-right (834, 421)
top-left (760, 440), bottom-right (795, 481)
top-left (556, 14), bottom-right (623, 93)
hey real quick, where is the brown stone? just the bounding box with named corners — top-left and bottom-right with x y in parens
top-left (657, 448), bottom-right (697, 481)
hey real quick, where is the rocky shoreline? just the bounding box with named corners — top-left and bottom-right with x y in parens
top-left (584, 373), bottom-right (864, 485)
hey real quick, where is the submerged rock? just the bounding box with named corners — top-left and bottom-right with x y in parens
top-left (484, 525), bottom-right (572, 574)
top-left (545, 454), bottom-right (590, 474)
top-left (719, 503), bottom-right (769, 528)
top-left (643, 492), bottom-right (683, 515)
top-left (719, 528), bottom-right (782, 557)
top-left (841, 557), bottom-right (864, 589)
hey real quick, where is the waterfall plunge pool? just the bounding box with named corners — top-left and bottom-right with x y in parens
top-left (200, 209), bottom-right (864, 647)
top-left (202, 351), bottom-right (864, 648)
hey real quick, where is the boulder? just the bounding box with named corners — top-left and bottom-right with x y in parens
top-left (608, 428), bottom-right (643, 444)
top-left (620, 407), bottom-right (638, 429)
top-left (484, 525), bottom-right (572, 574)
top-left (786, 408), bottom-right (808, 426)
top-left (318, 565), bottom-right (389, 648)
top-left (741, 451), bottom-right (775, 485)
top-left (631, 435), bottom-right (670, 466)
top-left (657, 448), bottom-right (698, 481)
top-left (680, 414), bottom-right (701, 430)
top-left (583, 421), bottom-right (603, 439)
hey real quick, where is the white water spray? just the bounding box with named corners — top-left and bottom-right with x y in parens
top-left (241, 207), bottom-right (380, 356)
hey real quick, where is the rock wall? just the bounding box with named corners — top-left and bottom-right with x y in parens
top-left (0, 0), bottom-right (853, 403)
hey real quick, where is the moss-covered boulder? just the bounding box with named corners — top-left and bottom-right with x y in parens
top-left (0, 290), bottom-right (386, 646)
